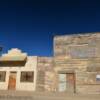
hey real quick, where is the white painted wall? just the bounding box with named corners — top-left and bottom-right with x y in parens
top-left (0, 56), bottom-right (37, 91)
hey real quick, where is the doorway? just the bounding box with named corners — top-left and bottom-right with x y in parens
top-left (8, 72), bottom-right (17, 90)
top-left (58, 73), bottom-right (75, 93)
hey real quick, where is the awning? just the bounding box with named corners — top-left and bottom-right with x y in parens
top-left (0, 56), bottom-right (27, 61)
top-left (0, 61), bottom-right (26, 66)
top-left (0, 56), bottom-right (27, 66)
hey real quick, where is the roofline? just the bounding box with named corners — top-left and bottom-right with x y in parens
top-left (37, 56), bottom-right (52, 58)
top-left (53, 32), bottom-right (100, 38)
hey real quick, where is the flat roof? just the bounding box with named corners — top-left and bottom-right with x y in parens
top-left (54, 32), bottom-right (100, 38)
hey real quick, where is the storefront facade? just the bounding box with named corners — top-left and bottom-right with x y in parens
top-left (54, 33), bottom-right (100, 94)
top-left (0, 48), bottom-right (37, 91)
top-left (0, 32), bottom-right (100, 94)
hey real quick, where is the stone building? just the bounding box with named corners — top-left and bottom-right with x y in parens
top-left (0, 32), bottom-right (100, 94)
top-left (53, 33), bottom-right (100, 94)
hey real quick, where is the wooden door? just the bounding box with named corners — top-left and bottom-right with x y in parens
top-left (8, 72), bottom-right (16, 90)
top-left (66, 73), bottom-right (75, 93)
top-left (58, 73), bottom-right (75, 93)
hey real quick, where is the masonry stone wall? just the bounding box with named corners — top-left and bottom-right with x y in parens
top-left (36, 57), bottom-right (56, 91)
top-left (1, 33), bottom-right (100, 94)
top-left (54, 33), bottom-right (100, 94)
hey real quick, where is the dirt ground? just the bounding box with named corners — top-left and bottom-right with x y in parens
top-left (0, 91), bottom-right (100, 100)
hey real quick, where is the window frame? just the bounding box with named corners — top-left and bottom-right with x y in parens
top-left (0, 71), bottom-right (6, 82)
top-left (20, 71), bottom-right (34, 83)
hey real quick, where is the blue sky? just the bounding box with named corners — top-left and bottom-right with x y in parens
top-left (0, 0), bottom-right (99, 56)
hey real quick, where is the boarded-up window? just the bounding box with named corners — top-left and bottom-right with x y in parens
top-left (0, 71), bottom-right (6, 82)
top-left (20, 71), bottom-right (34, 82)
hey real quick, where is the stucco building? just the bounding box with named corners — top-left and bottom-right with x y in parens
top-left (0, 32), bottom-right (100, 94)
top-left (0, 49), bottom-right (37, 91)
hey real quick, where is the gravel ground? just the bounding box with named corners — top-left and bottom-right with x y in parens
top-left (0, 91), bottom-right (100, 100)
